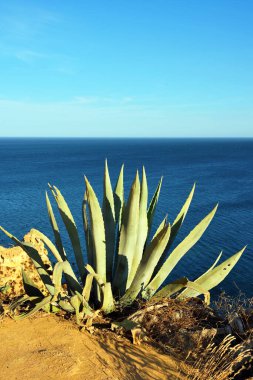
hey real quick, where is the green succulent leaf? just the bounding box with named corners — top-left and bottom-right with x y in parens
top-left (52, 262), bottom-right (65, 300)
top-left (85, 264), bottom-right (105, 287)
top-left (102, 160), bottom-right (116, 282)
top-left (147, 176), bottom-right (163, 235)
top-left (61, 260), bottom-right (83, 294)
top-left (179, 247), bottom-right (246, 299)
top-left (129, 166), bottom-right (148, 285)
top-left (202, 251), bottom-right (223, 274)
top-left (49, 185), bottom-right (85, 280)
top-left (9, 295), bottom-right (31, 313)
top-left (84, 177), bottom-right (106, 284)
top-left (45, 191), bottom-right (65, 260)
top-left (21, 269), bottom-right (44, 298)
top-left (121, 223), bottom-right (171, 306)
top-left (82, 191), bottom-right (94, 268)
top-left (143, 204), bottom-right (218, 298)
top-left (14, 295), bottom-right (52, 320)
top-left (28, 231), bottom-right (81, 294)
top-left (152, 184), bottom-right (195, 277)
top-left (151, 277), bottom-right (189, 301)
top-left (101, 282), bottom-right (115, 314)
top-left (70, 294), bottom-right (82, 324)
top-left (114, 164), bottom-right (124, 228)
top-left (72, 291), bottom-right (94, 319)
top-left (30, 228), bottom-right (63, 263)
top-left (58, 299), bottom-right (75, 313)
top-left (82, 273), bottom-right (94, 302)
top-left (151, 277), bottom-right (211, 305)
top-left (170, 183), bottom-right (196, 243)
top-left (151, 216), bottom-right (168, 241)
top-left (113, 171), bottom-right (140, 296)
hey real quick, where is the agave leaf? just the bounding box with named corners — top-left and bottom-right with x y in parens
top-left (129, 167), bottom-right (148, 285)
top-left (153, 184), bottom-right (195, 277)
top-left (45, 191), bottom-right (65, 260)
top-left (151, 277), bottom-right (189, 301)
top-left (14, 295), bottom-right (52, 320)
top-left (82, 302), bottom-right (94, 317)
top-left (70, 294), bottom-right (82, 324)
top-left (22, 269), bottom-right (44, 298)
top-left (9, 295), bottom-right (31, 313)
top-left (84, 177), bottom-right (106, 284)
top-left (113, 171), bottom-right (140, 295)
top-left (29, 230), bottom-right (81, 294)
top-left (143, 204), bottom-right (218, 298)
top-left (178, 281), bottom-right (211, 305)
top-left (49, 185), bottom-right (85, 280)
top-left (151, 216), bottom-right (168, 241)
top-left (0, 227), bottom-right (55, 296)
top-left (179, 247), bottom-right (246, 299)
top-left (30, 228), bottom-right (63, 263)
top-left (147, 176), bottom-right (163, 234)
top-left (204, 251), bottom-right (223, 274)
top-left (44, 303), bottom-right (60, 313)
top-left (52, 262), bottom-right (64, 300)
top-left (151, 277), bottom-right (210, 305)
top-left (121, 223), bottom-right (171, 306)
top-left (85, 264), bottom-right (105, 287)
top-left (114, 164), bottom-right (124, 227)
top-left (101, 282), bottom-right (115, 314)
top-left (113, 165), bottom-right (124, 278)
top-left (58, 299), bottom-right (75, 313)
top-left (102, 160), bottom-right (116, 282)
top-left (71, 292), bottom-right (94, 321)
top-left (85, 264), bottom-right (105, 306)
top-left (170, 183), bottom-right (196, 243)
top-left (78, 293), bottom-right (94, 316)
top-left (82, 273), bottom-right (94, 302)
top-left (61, 260), bottom-right (83, 294)
top-left (82, 191), bottom-right (94, 267)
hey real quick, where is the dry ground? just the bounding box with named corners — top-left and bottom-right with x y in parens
top-left (0, 313), bottom-right (188, 380)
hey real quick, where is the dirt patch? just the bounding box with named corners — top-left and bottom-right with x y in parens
top-left (0, 313), bottom-right (187, 380)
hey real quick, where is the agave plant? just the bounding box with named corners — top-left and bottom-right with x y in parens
top-left (0, 161), bottom-right (245, 321)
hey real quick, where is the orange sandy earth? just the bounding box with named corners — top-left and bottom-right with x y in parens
top-left (0, 313), bottom-right (189, 380)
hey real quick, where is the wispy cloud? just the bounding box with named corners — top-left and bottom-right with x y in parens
top-left (0, 97), bottom-right (252, 138)
top-left (72, 96), bottom-right (135, 106)
top-left (0, 3), bottom-right (62, 66)
top-left (0, 96), bottom-right (138, 110)
top-left (0, 4), bottom-right (60, 41)
top-left (14, 49), bottom-right (49, 63)
top-left (73, 96), bottom-right (99, 105)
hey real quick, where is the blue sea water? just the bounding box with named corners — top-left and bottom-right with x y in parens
top-left (0, 138), bottom-right (252, 298)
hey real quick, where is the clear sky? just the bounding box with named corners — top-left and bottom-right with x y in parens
top-left (0, 0), bottom-right (252, 137)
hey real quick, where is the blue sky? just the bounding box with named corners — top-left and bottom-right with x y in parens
top-left (0, 0), bottom-right (252, 137)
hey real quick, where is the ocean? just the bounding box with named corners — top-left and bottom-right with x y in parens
top-left (0, 138), bottom-right (252, 298)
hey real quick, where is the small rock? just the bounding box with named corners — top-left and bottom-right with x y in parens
top-left (0, 230), bottom-right (52, 299)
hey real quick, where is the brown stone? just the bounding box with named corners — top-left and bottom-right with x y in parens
top-left (0, 230), bottom-right (52, 299)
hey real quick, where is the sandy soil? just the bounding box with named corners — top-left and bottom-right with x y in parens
top-left (0, 314), bottom-right (188, 380)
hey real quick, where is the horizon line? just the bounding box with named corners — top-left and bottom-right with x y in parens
top-left (1, 136), bottom-right (253, 139)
